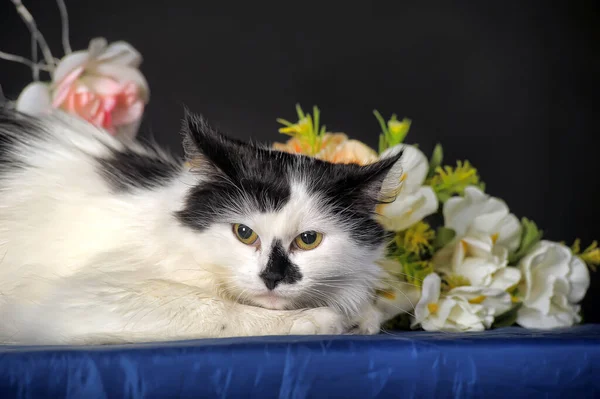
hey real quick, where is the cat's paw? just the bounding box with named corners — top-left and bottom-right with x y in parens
top-left (348, 304), bottom-right (383, 335)
top-left (289, 307), bottom-right (346, 335)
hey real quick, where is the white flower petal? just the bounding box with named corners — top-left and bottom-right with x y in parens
top-left (517, 304), bottom-right (580, 329)
top-left (97, 41), bottom-right (142, 67)
top-left (443, 186), bottom-right (521, 251)
top-left (461, 234), bottom-right (494, 258)
top-left (398, 145), bottom-right (429, 191)
top-left (455, 257), bottom-right (499, 287)
top-left (52, 51), bottom-right (90, 84)
top-left (517, 240), bottom-right (588, 329)
top-left (443, 186), bottom-right (490, 236)
top-left (380, 144), bottom-right (429, 191)
top-left (451, 302), bottom-right (486, 331)
top-left (449, 286), bottom-right (513, 318)
top-left (496, 214), bottom-right (522, 251)
top-left (379, 186), bottom-right (438, 231)
top-left (567, 255), bottom-right (590, 303)
top-left (15, 82), bottom-right (53, 115)
top-left (442, 234), bottom-right (509, 289)
top-left (87, 37), bottom-right (108, 59)
top-left (537, 244), bottom-right (571, 278)
top-left (422, 298), bottom-right (456, 331)
top-left (489, 267), bottom-right (522, 291)
top-left (413, 273), bottom-right (441, 323)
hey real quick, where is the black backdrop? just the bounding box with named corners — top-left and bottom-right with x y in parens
top-left (1, 1), bottom-right (599, 321)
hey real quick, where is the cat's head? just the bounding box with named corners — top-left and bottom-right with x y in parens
top-left (176, 112), bottom-right (405, 316)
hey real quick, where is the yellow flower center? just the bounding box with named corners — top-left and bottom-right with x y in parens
top-left (460, 239), bottom-right (468, 252)
top-left (468, 295), bottom-right (486, 304)
top-left (443, 274), bottom-right (470, 290)
top-left (491, 233), bottom-right (499, 244)
top-left (427, 303), bottom-right (439, 314)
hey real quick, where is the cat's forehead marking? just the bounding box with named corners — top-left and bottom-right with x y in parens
top-left (248, 182), bottom-right (330, 237)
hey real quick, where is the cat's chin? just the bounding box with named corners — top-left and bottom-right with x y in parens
top-left (248, 292), bottom-right (293, 310)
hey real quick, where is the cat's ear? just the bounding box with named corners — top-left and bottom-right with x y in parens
top-left (181, 109), bottom-right (244, 174)
top-left (355, 146), bottom-right (406, 204)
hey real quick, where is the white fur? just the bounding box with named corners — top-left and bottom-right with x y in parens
top-left (0, 115), bottom-right (389, 345)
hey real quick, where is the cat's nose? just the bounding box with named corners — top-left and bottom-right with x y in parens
top-left (261, 272), bottom-right (284, 290)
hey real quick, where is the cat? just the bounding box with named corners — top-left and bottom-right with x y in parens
top-left (0, 108), bottom-right (408, 345)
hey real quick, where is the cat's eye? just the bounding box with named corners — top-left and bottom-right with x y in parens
top-left (294, 231), bottom-right (323, 251)
top-left (233, 223), bottom-right (259, 246)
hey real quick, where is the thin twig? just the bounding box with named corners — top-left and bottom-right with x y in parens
top-left (31, 28), bottom-right (38, 80)
top-left (10, 0), bottom-right (55, 73)
top-left (56, 0), bottom-right (72, 54)
top-left (0, 50), bottom-right (52, 71)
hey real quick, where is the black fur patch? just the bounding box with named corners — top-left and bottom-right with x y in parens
top-left (97, 147), bottom-right (182, 192)
top-left (0, 108), bottom-right (44, 169)
top-left (260, 240), bottom-right (303, 290)
top-left (176, 112), bottom-right (292, 229)
top-left (176, 112), bottom-right (402, 249)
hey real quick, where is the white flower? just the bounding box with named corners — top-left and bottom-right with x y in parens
top-left (412, 273), bottom-right (511, 332)
top-left (444, 186), bottom-right (522, 252)
top-left (433, 232), bottom-right (522, 292)
top-left (376, 144), bottom-right (439, 231)
top-left (516, 241), bottom-right (590, 329)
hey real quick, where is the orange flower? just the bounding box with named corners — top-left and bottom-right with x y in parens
top-left (273, 133), bottom-right (378, 166)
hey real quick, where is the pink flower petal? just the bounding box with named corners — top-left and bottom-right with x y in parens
top-left (92, 63), bottom-right (150, 102)
top-left (102, 96), bottom-right (117, 112)
top-left (52, 67), bottom-right (85, 107)
top-left (79, 76), bottom-right (122, 96)
top-left (101, 108), bottom-right (113, 130)
top-left (111, 100), bottom-right (144, 126)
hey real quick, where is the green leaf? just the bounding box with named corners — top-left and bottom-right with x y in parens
top-left (378, 134), bottom-right (385, 154)
top-left (276, 118), bottom-right (294, 127)
top-left (437, 192), bottom-right (453, 203)
top-left (433, 227), bottom-right (456, 250)
top-left (427, 143), bottom-right (444, 179)
top-left (313, 106), bottom-right (320, 137)
top-left (295, 103), bottom-right (305, 119)
top-left (373, 109), bottom-right (389, 153)
top-left (492, 302), bottom-right (522, 329)
top-left (508, 218), bottom-right (543, 264)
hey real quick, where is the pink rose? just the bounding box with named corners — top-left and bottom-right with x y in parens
top-left (16, 38), bottom-right (149, 139)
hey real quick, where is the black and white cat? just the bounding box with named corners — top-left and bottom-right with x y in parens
top-left (0, 108), bottom-right (410, 345)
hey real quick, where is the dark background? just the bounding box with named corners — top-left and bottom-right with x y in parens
top-left (1, 1), bottom-right (599, 321)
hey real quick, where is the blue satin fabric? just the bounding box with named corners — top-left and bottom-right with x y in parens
top-left (1, 325), bottom-right (599, 398)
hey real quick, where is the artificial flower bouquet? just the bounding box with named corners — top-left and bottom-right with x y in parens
top-left (3, 0), bottom-right (598, 333)
top-left (273, 104), bottom-right (599, 332)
